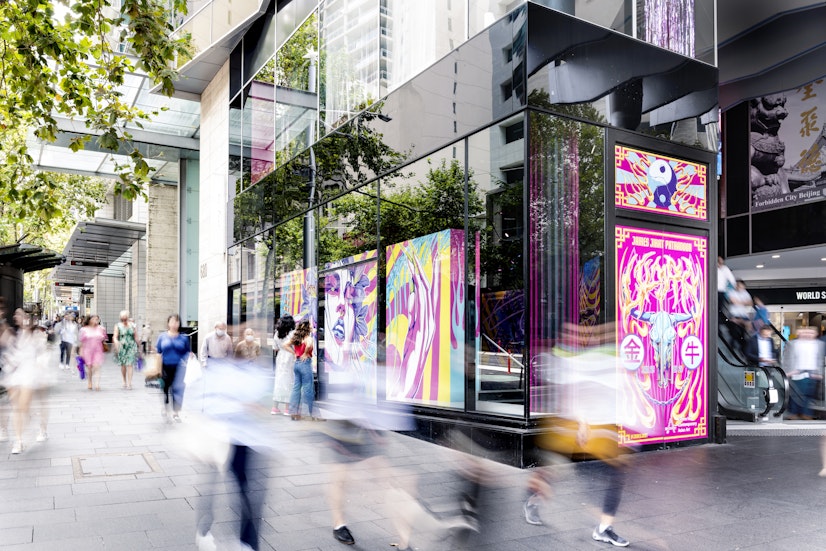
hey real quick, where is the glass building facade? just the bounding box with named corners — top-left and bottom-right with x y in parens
top-left (226, 0), bottom-right (718, 465)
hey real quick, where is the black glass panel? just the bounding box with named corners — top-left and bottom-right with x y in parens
top-left (753, 204), bottom-right (826, 252)
top-left (723, 103), bottom-right (750, 217)
top-left (726, 216), bottom-right (749, 257)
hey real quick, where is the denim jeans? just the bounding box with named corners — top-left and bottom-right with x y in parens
top-left (289, 358), bottom-right (314, 416)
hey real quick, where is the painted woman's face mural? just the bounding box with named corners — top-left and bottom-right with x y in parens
top-left (322, 253), bottom-right (378, 401)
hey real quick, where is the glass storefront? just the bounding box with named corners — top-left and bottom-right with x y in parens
top-left (225, 1), bottom-right (718, 446)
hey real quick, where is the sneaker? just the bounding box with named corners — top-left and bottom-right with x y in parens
top-left (333, 525), bottom-right (355, 545)
top-left (195, 531), bottom-right (217, 551)
top-left (592, 525), bottom-right (630, 547)
top-left (36, 431), bottom-right (48, 442)
top-left (271, 407), bottom-right (280, 415)
top-left (524, 497), bottom-right (542, 525)
top-left (11, 441), bottom-right (22, 454)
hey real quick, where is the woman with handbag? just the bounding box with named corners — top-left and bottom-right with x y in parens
top-left (113, 310), bottom-right (140, 390)
top-left (79, 315), bottom-right (107, 391)
top-left (288, 320), bottom-right (317, 421)
top-left (155, 314), bottom-right (192, 422)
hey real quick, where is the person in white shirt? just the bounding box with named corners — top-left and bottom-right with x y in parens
top-left (58, 313), bottom-right (79, 370)
top-left (717, 257), bottom-right (737, 309)
top-left (785, 327), bottom-right (826, 420)
top-left (199, 322), bottom-right (233, 367)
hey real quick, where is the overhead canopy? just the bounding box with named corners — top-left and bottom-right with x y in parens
top-left (51, 219), bottom-right (146, 286)
top-left (0, 243), bottom-right (64, 273)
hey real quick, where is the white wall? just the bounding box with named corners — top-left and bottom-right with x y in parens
top-left (198, 61), bottom-right (230, 331)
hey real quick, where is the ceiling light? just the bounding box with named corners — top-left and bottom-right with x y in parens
top-left (822, 258), bottom-right (826, 261)
top-left (771, 254), bottom-right (780, 258)
top-left (756, 264), bottom-right (764, 268)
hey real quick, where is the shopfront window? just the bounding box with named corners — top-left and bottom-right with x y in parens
top-left (382, 143), bottom-right (467, 409)
top-left (468, 115), bottom-right (526, 416)
top-left (243, 65), bottom-right (276, 187)
top-left (239, 232), bottom-right (276, 365)
top-left (527, 110), bottom-right (605, 415)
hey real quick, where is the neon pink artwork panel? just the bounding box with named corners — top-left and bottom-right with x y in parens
top-left (615, 226), bottom-right (707, 445)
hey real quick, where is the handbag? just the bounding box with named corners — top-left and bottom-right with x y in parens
top-left (103, 341), bottom-right (110, 353)
top-left (143, 353), bottom-right (162, 381)
top-left (136, 356), bottom-right (144, 371)
top-left (77, 356), bottom-right (86, 380)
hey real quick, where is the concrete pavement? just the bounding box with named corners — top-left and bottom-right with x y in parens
top-left (2, 354), bottom-right (826, 550)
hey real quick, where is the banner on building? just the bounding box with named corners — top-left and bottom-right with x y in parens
top-left (615, 226), bottom-right (708, 445)
top-left (750, 78), bottom-right (826, 212)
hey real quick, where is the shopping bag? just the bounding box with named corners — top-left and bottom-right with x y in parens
top-left (183, 355), bottom-right (202, 385)
top-left (143, 353), bottom-right (162, 381)
top-left (77, 356), bottom-right (86, 380)
top-left (136, 356), bottom-right (144, 371)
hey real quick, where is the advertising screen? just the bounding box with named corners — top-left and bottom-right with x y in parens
top-left (615, 144), bottom-right (708, 221)
top-left (615, 226), bottom-right (707, 445)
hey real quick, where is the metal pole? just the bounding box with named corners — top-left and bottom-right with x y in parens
top-left (303, 51), bottom-right (317, 270)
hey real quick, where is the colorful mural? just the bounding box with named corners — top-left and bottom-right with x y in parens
top-left (386, 229), bottom-right (465, 407)
top-left (615, 226), bottom-right (707, 445)
top-left (279, 266), bottom-right (318, 369)
top-left (322, 252), bottom-right (378, 402)
top-left (615, 144), bottom-right (707, 220)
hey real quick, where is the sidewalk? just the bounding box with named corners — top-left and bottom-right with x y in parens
top-left (3, 354), bottom-right (826, 550)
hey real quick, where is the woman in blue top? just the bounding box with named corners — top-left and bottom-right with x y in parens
top-left (155, 314), bottom-right (192, 422)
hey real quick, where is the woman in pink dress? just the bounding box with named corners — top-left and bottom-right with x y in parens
top-left (80, 315), bottom-right (107, 391)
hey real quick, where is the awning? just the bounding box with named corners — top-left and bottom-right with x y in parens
top-left (51, 218), bottom-right (146, 286)
top-left (0, 243), bottom-right (64, 272)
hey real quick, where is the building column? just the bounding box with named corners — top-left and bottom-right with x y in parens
top-left (146, 184), bottom-right (179, 337)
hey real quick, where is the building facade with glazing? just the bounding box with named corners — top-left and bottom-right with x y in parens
top-left (200, 0), bottom-right (718, 465)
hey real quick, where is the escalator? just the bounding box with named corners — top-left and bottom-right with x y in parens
top-left (717, 321), bottom-right (789, 422)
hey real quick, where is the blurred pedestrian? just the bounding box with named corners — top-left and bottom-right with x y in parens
top-left (113, 310), bottom-right (140, 390)
top-left (271, 315), bottom-right (295, 415)
top-left (3, 308), bottom-right (56, 453)
top-left (79, 314), bottom-right (107, 391)
top-left (524, 322), bottom-right (633, 547)
top-left (185, 355), bottom-right (274, 551)
top-left (745, 325), bottom-right (778, 367)
top-left (785, 327), bottom-right (825, 420)
top-left (288, 320), bottom-right (316, 421)
top-left (140, 322), bottom-right (153, 354)
top-left (57, 313), bottom-right (79, 370)
top-left (234, 328), bottom-right (261, 363)
top-left (727, 280), bottom-right (754, 329)
top-left (199, 321), bottom-right (233, 368)
top-left (717, 256), bottom-right (736, 311)
top-left (0, 299), bottom-right (12, 443)
top-left (155, 314), bottom-right (192, 422)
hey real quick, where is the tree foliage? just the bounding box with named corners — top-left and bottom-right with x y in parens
top-left (0, 0), bottom-right (189, 213)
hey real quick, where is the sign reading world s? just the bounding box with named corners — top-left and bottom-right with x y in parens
top-left (615, 226), bottom-right (708, 445)
top-left (615, 144), bottom-right (707, 221)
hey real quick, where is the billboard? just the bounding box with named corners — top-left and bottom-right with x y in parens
top-left (385, 229), bottom-right (465, 407)
top-left (750, 78), bottom-right (826, 212)
top-left (279, 266), bottom-right (318, 370)
top-left (615, 144), bottom-right (708, 221)
top-left (615, 226), bottom-right (707, 445)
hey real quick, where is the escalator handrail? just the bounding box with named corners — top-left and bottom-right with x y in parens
top-left (764, 364), bottom-right (790, 417)
top-left (717, 330), bottom-right (784, 418)
top-left (718, 327), bottom-right (750, 367)
top-left (767, 321), bottom-right (788, 343)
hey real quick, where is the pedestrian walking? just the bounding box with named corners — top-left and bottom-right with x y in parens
top-left (113, 310), bottom-right (140, 390)
top-left (234, 328), bottom-right (261, 363)
top-left (79, 314), bottom-right (107, 391)
top-left (155, 314), bottom-right (192, 422)
top-left (199, 321), bottom-right (233, 368)
top-left (57, 313), bottom-right (79, 370)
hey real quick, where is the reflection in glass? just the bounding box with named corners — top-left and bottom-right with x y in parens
top-left (528, 111), bottom-right (605, 415)
top-left (244, 65), bottom-right (276, 186)
top-left (239, 233), bottom-right (276, 365)
top-left (275, 11), bottom-right (318, 165)
top-left (319, 0), bottom-right (380, 131)
top-left (381, 0), bottom-right (467, 93)
top-left (468, 116), bottom-right (525, 416)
